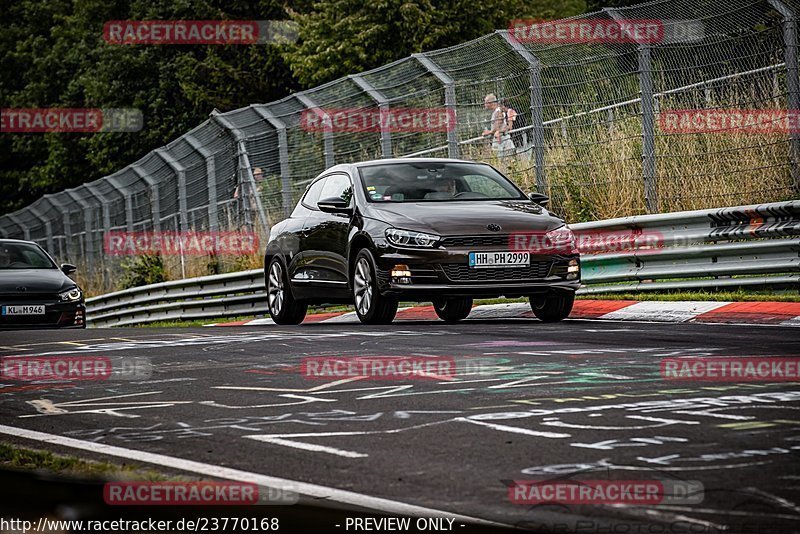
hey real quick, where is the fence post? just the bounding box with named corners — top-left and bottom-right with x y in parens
top-left (7, 214), bottom-right (30, 241)
top-left (155, 149), bottom-right (189, 232)
top-left (45, 194), bottom-right (71, 259)
top-left (65, 189), bottom-right (94, 269)
top-left (29, 206), bottom-right (54, 253)
top-left (768, 0), bottom-right (800, 194)
top-left (414, 53), bottom-right (459, 159)
top-left (253, 105), bottom-right (293, 219)
top-left (211, 112), bottom-right (270, 232)
top-left (608, 9), bottom-right (659, 213)
top-left (295, 94), bottom-right (335, 168)
top-left (185, 133), bottom-right (219, 231)
top-left (131, 164), bottom-right (161, 233)
top-left (106, 176), bottom-right (134, 232)
top-left (84, 184), bottom-right (112, 235)
top-left (499, 30), bottom-right (547, 192)
top-left (350, 74), bottom-right (393, 158)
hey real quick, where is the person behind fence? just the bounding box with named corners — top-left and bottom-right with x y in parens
top-left (482, 94), bottom-right (515, 156)
top-left (499, 98), bottom-right (526, 149)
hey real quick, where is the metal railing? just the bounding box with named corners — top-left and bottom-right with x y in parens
top-left (86, 200), bottom-right (800, 327)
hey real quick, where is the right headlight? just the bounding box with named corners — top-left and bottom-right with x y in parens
top-left (58, 287), bottom-right (83, 302)
top-left (385, 228), bottom-right (441, 248)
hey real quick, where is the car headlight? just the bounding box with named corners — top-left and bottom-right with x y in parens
top-left (385, 228), bottom-right (441, 248)
top-left (59, 288), bottom-right (83, 302)
top-left (544, 226), bottom-right (578, 255)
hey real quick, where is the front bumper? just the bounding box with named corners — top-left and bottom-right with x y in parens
top-left (0, 299), bottom-right (86, 329)
top-left (374, 248), bottom-right (580, 299)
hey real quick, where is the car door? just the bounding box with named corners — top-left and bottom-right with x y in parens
top-left (286, 176), bottom-right (327, 283)
top-left (300, 173), bottom-right (353, 286)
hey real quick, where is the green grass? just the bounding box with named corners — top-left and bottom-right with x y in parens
top-left (0, 442), bottom-right (166, 480)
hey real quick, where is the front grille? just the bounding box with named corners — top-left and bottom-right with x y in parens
top-left (441, 262), bottom-right (552, 282)
top-left (441, 235), bottom-right (510, 248)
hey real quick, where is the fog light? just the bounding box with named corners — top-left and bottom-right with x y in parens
top-left (566, 259), bottom-right (579, 279)
top-left (391, 264), bottom-right (412, 284)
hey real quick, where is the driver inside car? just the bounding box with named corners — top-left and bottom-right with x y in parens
top-left (425, 176), bottom-right (459, 200)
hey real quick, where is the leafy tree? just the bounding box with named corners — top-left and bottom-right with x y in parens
top-left (284, 0), bottom-right (585, 88)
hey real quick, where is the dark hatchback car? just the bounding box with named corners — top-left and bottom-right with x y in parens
top-left (0, 239), bottom-right (85, 329)
top-left (264, 158), bottom-right (580, 325)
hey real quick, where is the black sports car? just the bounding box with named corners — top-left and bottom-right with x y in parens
top-left (264, 158), bottom-right (580, 325)
top-left (0, 239), bottom-right (85, 329)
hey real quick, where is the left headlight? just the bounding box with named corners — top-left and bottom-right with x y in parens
top-left (385, 228), bottom-right (441, 248)
top-left (59, 288), bottom-right (83, 302)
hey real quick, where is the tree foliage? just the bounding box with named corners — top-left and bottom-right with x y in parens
top-left (2, 0), bottom-right (594, 215)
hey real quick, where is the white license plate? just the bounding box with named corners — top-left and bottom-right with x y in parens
top-left (2, 305), bottom-right (45, 316)
top-left (468, 251), bottom-right (530, 268)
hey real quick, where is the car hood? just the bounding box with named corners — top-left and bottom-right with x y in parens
top-left (364, 200), bottom-right (565, 235)
top-left (0, 269), bottom-right (75, 294)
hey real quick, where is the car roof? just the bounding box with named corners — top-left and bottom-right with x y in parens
top-left (0, 239), bottom-right (37, 245)
top-left (351, 157), bottom-right (480, 167)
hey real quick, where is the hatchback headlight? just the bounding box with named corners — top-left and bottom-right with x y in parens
top-left (385, 228), bottom-right (441, 248)
top-left (59, 288), bottom-right (83, 302)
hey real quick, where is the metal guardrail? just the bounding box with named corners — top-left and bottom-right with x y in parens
top-left (86, 201), bottom-right (800, 327)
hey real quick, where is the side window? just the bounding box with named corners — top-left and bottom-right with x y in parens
top-left (319, 174), bottom-right (353, 205)
top-left (301, 177), bottom-right (327, 209)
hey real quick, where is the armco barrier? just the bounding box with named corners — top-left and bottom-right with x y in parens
top-left (86, 201), bottom-right (799, 327)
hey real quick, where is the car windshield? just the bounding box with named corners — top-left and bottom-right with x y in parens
top-left (0, 243), bottom-right (56, 269)
top-left (359, 162), bottom-right (526, 202)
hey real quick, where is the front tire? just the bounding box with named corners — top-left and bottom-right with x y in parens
top-left (530, 291), bottom-right (574, 322)
top-left (432, 297), bottom-right (473, 322)
top-left (352, 249), bottom-right (398, 325)
top-left (266, 258), bottom-right (307, 325)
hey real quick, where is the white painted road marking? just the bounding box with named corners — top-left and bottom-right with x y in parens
top-left (0, 424), bottom-right (503, 526)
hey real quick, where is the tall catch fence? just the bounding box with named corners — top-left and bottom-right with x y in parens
top-left (1, 0), bottom-right (798, 294)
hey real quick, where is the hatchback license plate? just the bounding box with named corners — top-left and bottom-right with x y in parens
top-left (468, 251), bottom-right (529, 268)
top-left (2, 305), bottom-right (45, 316)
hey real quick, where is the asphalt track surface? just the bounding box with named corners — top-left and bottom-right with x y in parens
top-left (1, 318), bottom-right (799, 533)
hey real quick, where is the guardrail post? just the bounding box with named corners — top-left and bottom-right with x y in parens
top-left (769, 0), bottom-right (800, 194)
top-left (253, 105), bottom-right (293, 218)
top-left (295, 94), bottom-right (335, 168)
top-left (155, 149), bottom-right (189, 232)
top-left (498, 30), bottom-right (547, 192)
top-left (131, 164), bottom-right (161, 233)
top-left (211, 112), bottom-right (270, 232)
top-left (185, 133), bottom-right (219, 231)
top-left (414, 53), bottom-right (459, 159)
top-left (608, 9), bottom-right (659, 213)
top-left (350, 74), bottom-right (393, 158)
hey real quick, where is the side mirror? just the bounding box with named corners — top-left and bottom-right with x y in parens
top-left (61, 263), bottom-right (77, 275)
top-left (528, 192), bottom-right (549, 207)
top-left (317, 197), bottom-right (352, 214)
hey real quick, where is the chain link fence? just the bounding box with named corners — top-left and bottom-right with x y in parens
top-left (1, 0), bottom-right (798, 294)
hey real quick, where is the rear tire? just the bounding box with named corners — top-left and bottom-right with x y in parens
top-left (433, 297), bottom-right (473, 322)
top-left (266, 258), bottom-right (307, 325)
top-left (352, 249), bottom-right (398, 324)
top-left (530, 291), bottom-right (574, 322)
